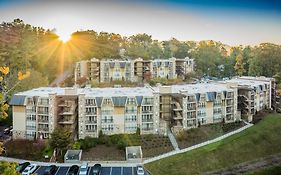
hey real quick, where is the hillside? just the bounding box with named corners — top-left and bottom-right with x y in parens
top-left (145, 113), bottom-right (281, 175)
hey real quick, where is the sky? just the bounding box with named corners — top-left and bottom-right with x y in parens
top-left (0, 0), bottom-right (281, 46)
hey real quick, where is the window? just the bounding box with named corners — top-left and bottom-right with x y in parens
top-left (197, 110), bottom-right (206, 117)
top-left (198, 102), bottom-right (206, 108)
top-left (26, 114), bottom-right (36, 121)
top-left (143, 97), bottom-right (153, 105)
top-left (86, 107), bottom-right (96, 114)
top-left (86, 99), bottom-right (95, 106)
top-left (86, 125), bottom-right (97, 132)
top-left (102, 124), bottom-right (114, 131)
top-left (39, 98), bottom-right (49, 105)
top-left (142, 123), bottom-right (153, 131)
top-left (125, 106), bottom-right (137, 113)
top-left (38, 107), bottom-right (49, 114)
top-left (101, 116), bottom-right (113, 123)
top-left (127, 98), bottom-right (136, 105)
top-left (104, 99), bottom-right (111, 105)
top-left (142, 114), bottom-right (153, 122)
top-left (213, 108), bottom-right (222, 114)
top-left (142, 106), bottom-right (153, 113)
top-left (87, 116), bottom-right (97, 123)
top-left (125, 123), bottom-right (137, 132)
top-left (125, 115), bottom-right (137, 122)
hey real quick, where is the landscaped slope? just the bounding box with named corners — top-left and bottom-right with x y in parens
top-left (145, 114), bottom-right (281, 175)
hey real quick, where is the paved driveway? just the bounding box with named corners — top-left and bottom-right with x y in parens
top-left (34, 165), bottom-right (150, 175)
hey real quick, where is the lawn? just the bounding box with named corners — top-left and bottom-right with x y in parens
top-left (145, 113), bottom-right (281, 175)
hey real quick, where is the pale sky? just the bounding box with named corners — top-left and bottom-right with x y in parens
top-left (0, 0), bottom-right (281, 46)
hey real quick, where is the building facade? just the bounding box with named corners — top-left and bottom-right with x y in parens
top-left (10, 76), bottom-right (275, 140)
top-left (74, 57), bottom-right (195, 83)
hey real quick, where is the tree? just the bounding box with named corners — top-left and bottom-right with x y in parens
top-left (0, 66), bottom-right (30, 119)
top-left (49, 127), bottom-right (71, 155)
top-left (234, 54), bottom-right (245, 76)
top-left (249, 43), bottom-right (281, 77)
top-left (0, 161), bottom-right (20, 175)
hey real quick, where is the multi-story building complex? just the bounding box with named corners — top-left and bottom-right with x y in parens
top-left (154, 83), bottom-right (238, 134)
top-left (223, 76), bottom-right (275, 122)
top-left (74, 57), bottom-right (195, 83)
top-left (10, 76), bottom-right (275, 140)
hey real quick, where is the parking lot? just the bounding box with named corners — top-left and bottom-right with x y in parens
top-left (34, 166), bottom-right (150, 175)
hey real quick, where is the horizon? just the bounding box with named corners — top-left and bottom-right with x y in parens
top-left (0, 0), bottom-right (281, 46)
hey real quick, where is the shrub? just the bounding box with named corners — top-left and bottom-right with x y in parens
top-left (72, 141), bottom-right (81, 150)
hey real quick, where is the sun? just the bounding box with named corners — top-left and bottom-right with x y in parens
top-left (57, 30), bottom-right (72, 43)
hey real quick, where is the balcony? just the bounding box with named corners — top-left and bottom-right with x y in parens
top-left (37, 111), bottom-right (48, 115)
top-left (142, 110), bottom-right (153, 114)
top-left (125, 110), bottom-right (137, 114)
top-left (85, 120), bottom-right (97, 124)
top-left (38, 119), bottom-right (49, 123)
top-left (58, 120), bottom-right (74, 124)
top-left (85, 111), bottom-right (97, 116)
top-left (38, 127), bottom-right (49, 132)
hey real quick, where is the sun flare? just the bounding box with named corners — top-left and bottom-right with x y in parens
top-left (57, 30), bottom-right (72, 43)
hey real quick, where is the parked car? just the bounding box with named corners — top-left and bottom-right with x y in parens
top-left (22, 164), bottom-right (38, 175)
top-left (90, 164), bottom-right (101, 175)
top-left (79, 162), bottom-right (88, 175)
top-left (3, 128), bottom-right (10, 135)
top-left (136, 165), bottom-right (145, 175)
top-left (67, 165), bottom-right (79, 175)
top-left (43, 165), bottom-right (57, 175)
top-left (16, 162), bottom-right (30, 173)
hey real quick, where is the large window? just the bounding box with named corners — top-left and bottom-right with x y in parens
top-left (125, 115), bottom-right (137, 122)
top-left (142, 114), bottom-right (153, 122)
top-left (86, 125), bottom-right (97, 132)
top-left (101, 116), bottom-right (113, 123)
top-left (102, 124), bottom-right (114, 131)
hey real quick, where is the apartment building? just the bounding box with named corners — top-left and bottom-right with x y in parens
top-left (10, 76), bottom-right (275, 140)
top-left (224, 76), bottom-right (275, 122)
top-left (74, 57), bottom-right (195, 83)
top-left (154, 83), bottom-right (238, 134)
top-left (10, 86), bottom-right (159, 140)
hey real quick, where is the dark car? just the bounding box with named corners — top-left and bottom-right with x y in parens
top-left (43, 165), bottom-right (58, 175)
top-left (90, 164), bottom-right (102, 175)
top-left (67, 165), bottom-right (79, 175)
top-left (16, 162), bottom-right (30, 173)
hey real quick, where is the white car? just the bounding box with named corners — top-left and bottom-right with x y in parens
top-left (136, 165), bottom-right (145, 175)
top-left (79, 162), bottom-right (88, 175)
top-left (22, 164), bottom-right (38, 175)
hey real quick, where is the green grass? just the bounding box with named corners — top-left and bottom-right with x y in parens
top-left (145, 113), bottom-right (281, 175)
top-left (246, 164), bottom-right (281, 175)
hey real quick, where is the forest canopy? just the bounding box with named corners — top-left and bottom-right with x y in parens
top-left (1, 19), bottom-right (281, 95)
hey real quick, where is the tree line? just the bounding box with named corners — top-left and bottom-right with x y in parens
top-left (1, 19), bottom-right (281, 95)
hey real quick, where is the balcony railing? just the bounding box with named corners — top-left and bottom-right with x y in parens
top-left (86, 120), bottom-right (97, 124)
top-left (142, 119), bottom-right (153, 122)
top-left (38, 127), bottom-right (49, 131)
top-left (142, 110), bottom-right (153, 114)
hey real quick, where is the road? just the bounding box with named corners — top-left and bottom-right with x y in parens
top-left (34, 165), bottom-right (150, 175)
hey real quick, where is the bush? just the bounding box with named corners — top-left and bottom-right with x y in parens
top-left (117, 140), bottom-right (127, 150)
top-left (80, 137), bottom-right (98, 150)
top-left (72, 141), bottom-right (81, 150)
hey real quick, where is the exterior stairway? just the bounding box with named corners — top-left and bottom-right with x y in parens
top-left (167, 129), bottom-right (180, 151)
